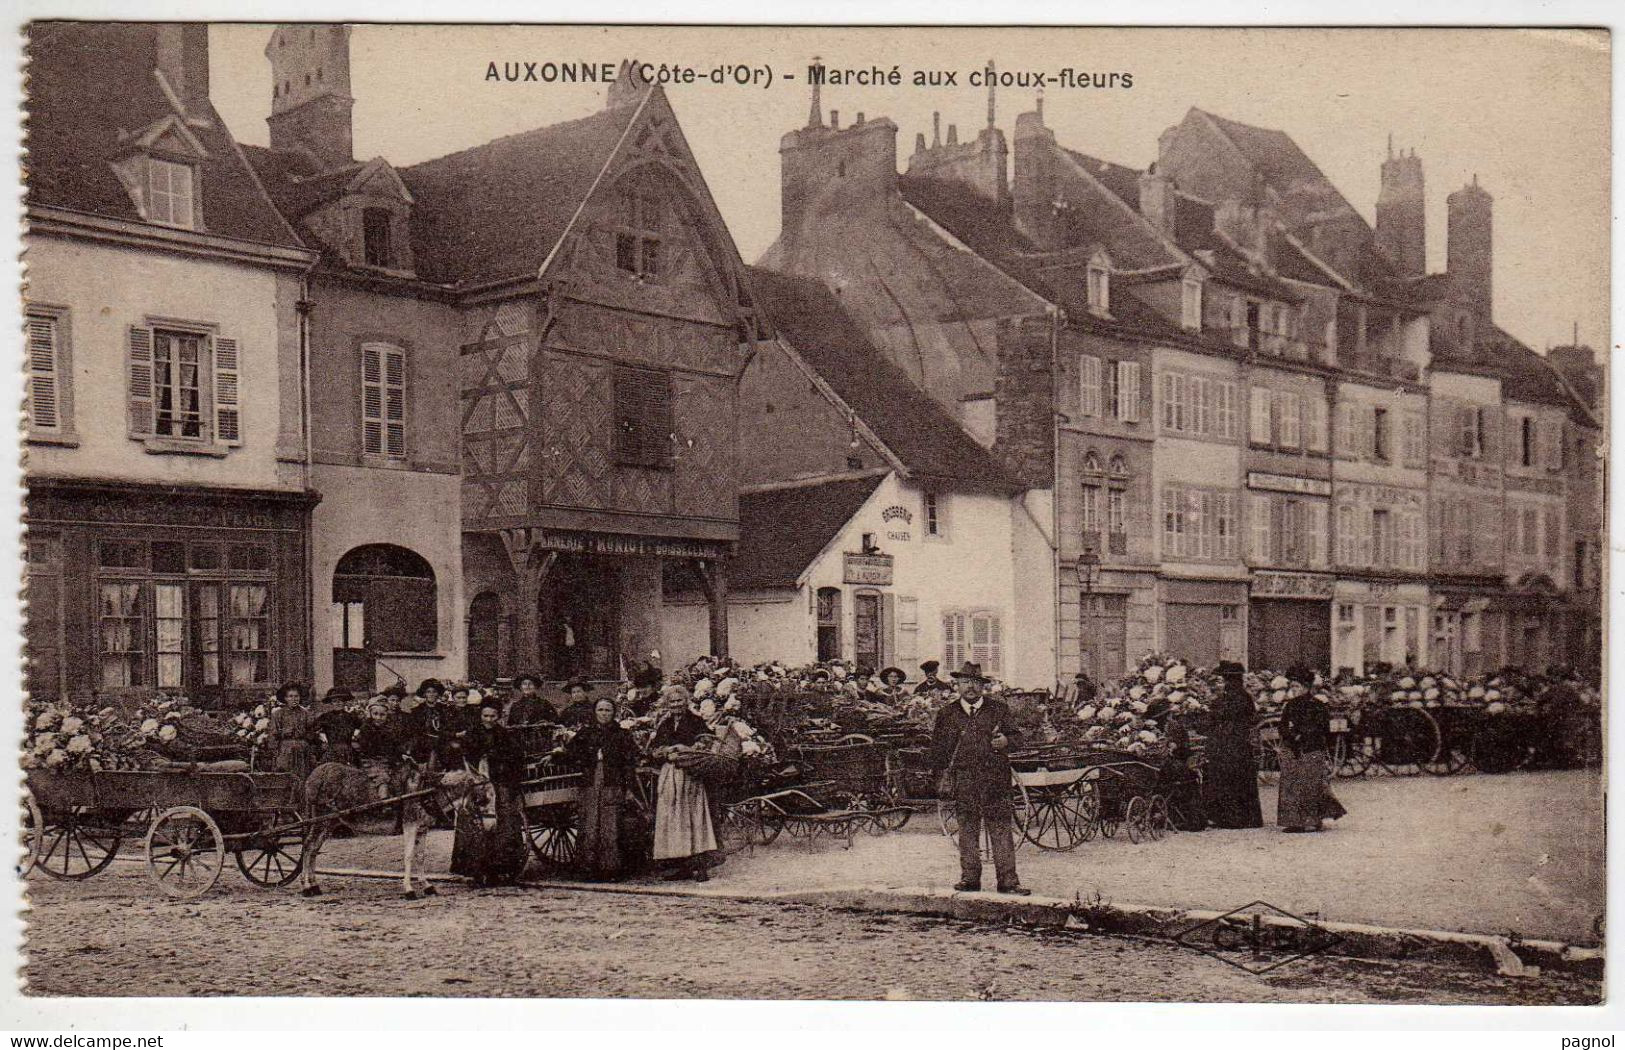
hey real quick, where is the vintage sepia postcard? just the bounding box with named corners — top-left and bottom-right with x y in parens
top-left (7, 17), bottom-right (1613, 1022)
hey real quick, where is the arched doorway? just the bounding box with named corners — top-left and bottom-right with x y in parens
top-left (332, 544), bottom-right (436, 693)
top-left (467, 591), bottom-right (504, 685)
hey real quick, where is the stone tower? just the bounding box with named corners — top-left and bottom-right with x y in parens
top-left (1447, 176), bottom-right (1494, 323)
top-left (1375, 139), bottom-right (1426, 279)
top-left (265, 24), bottom-right (354, 171)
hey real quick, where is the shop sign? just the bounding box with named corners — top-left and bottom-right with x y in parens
top-left (537, 530), bottom-right (724, 559)
top-left (1251, 571), bottom-right (1334, 599)
top-left (843, 552), bottom-right (894, 586)
top-left (1247, 472), bottom-right (1331, 497)
top-left (881, 505), bottom-right (913, 524)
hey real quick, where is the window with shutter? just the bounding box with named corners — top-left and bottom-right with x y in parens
top-left (1401, 411), bottom-right (1424, 467)
top-left (1250, 386), bottom-right (1272, 445)
top-left (213, 336), bottom-right (240, 444)
top-left (1277, 391), bottom-right (1301, 448)
top-left (1545, 508), bottom-right (1561, 561)
top-left (1116, 361), bottom-right (1141, 422)
top-left (1358, 508), bottom-right (1375, 567)
top-left (1079, 355), bottom-right (1102, 417)
top-left (25, 312), bottom-right (61, 431)
top-left (1251, 494), bottom-right (1272, 562)
top-left (968, 612), bottom-right (1004, 676)
top-left (942, 611), bottom-right (965, 670)
top-left (128, 325), bottom-right (156, 436)
top-left (361, 343), bottom-right (407, 459)
top-left (1181, 277), bottom-right (1203, 330)
top-left (1308, 501), bottom-right (1329, 567)
top-left (1337, 503), bottom-right (1356, 565)
top-left (1337, 402), bottom-right (1359, 459)
top-left (152, 328), bottom-right (205, 440)
top-left (614, 365), bottom-right (674, 468)
top-left (1305, 395), bottom-right (1328, 452)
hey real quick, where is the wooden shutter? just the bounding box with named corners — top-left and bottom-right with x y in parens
top-left (128, 325), bottom-right (155, 436)
top-left (1250, 386), bottom-right (1272, 444)
top-left (942, 612), bottom-right (964, 669)
top-left (1117, 361), bottom-right (1141, 422)
top-left (26, 314), bottom-right (60, 430)
top-left (384, 348), bottom-right (406, 457)
top-left (1250, 494), bottom-right (1272, 562)
top-left (1079, 355), bottom-right (1102, 417)
top-left (362, 346), bottom-right (384, 454)
top-left (1309, 501), bottom-right (1328, 567)
top-left (1545, 508), bottom-right (1561, 560)
top-left (970, 612), bottom-right (1003, 676)
top-left (213, 336), bottom-right (240, 443)
top-left (881, 592), bottom-right (897, 670)
top-left (1358, 508), bottom-right (1374, 567)
top-left (1305, 396), bottom-right (1328, 453)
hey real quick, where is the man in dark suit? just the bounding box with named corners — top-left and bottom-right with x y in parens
top-left (931, 662), bottom-right (1030, 895)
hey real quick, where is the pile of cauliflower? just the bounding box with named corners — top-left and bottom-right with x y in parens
top-left (22, 695), bottom-right (202, 772)
top-left (1069, 654), bottom-right (1214, 755)
top-left (229, 699), bottom-right (279, 748)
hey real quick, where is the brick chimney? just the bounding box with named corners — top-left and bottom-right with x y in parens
top-left (265, 24), bottom-right (354, 171)
top-left (1138, 165), bottom-right (1178, 234)
top-left (1447, 176), bottom-right (1493, 323)
top-left (1375, 138), bottom-right (1426, 278)
top-left (155, 23), bottom-right (211, 119)
top-left (902, 60), bottom-right (1010, 209)
top-left (1011, 99), bottom-right (1059, 247)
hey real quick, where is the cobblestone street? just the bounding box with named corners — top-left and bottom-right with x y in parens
top-left (23, 867), bottom-right (1598, 1003)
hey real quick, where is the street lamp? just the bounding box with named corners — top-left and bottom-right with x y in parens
top-left (1076, 549), bottom-right (1101, 681)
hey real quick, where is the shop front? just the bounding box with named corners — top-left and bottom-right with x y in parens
top-left (24, 478), bottom-right (317, 706)
top-left (1160, 578), bottom-right (1247, 668)
top-left (1430, 581), bottom-right (1506, 677)
top-left (1247, 571), bottom-right (1333, 672)
top-left (1333, 578), bottom-right (1429, 676)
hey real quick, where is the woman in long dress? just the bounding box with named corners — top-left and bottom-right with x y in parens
top-left (563, 696), bottom-right (640, 880)
top-left (453, 699), bottom-right (528, 887)
top-left (266, 682), bottom-right (317, 782)
top-left (1202, 661), bottom-right (1263, 829)
top-left (1277, 689), bottom-right (1348, 833)
top-left (650, 686), bottom-right (718, 882)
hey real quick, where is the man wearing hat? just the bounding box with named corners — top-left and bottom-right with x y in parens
top-left (397, 679), bottom-right (446, 767)
top-left (1203, 660), bottom-right (1263, 829)
top-left (914, 660), bottom-right (949, 696)
top-left (931, 662), bottom-right (1029, 895)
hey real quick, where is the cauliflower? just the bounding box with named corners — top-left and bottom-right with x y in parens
top-left (158, 724), bottom-right (178, 743)
top-left (60, 716), bottom-right (84, 734)
top-left (1399, 677), bottom-right (1417, 689)
top-left (1166, 665), bottom-right (1187, 685)
top-left (1486, 701), bottom-right (1508, 714)
top-left (1130, 701), bottom-right (1148, 714)
top-left (1270, 676), bottom-right (1289, 691)
top-left (139, 718), bottom-right (160, 735)
top-left (1137, 729), bottom-right (1158, 743)
top-left (45, 748), bottom-right (68, 768)
top-left (254, 705), bottom-right (268, 718)
top-left (34, 710), bottom-right (59, 731)
top-left (1129, 685), bottom-right (1147, 700)
top-left (1143, 665), bottom-right (1164, 685)
top-left (66, 735), bottom-right (92, 755)
top-left (1077, 705), bottom-right (1098, 722)
top-left (1168, 690), bottom-right (1186, 705)
top-left (255, 718), bottom-right (270, 731)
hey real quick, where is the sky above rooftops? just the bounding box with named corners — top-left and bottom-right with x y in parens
top-left (210, 24), bottom-right (1607, 354)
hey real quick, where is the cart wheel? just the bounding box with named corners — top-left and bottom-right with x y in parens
top-left (1252, 717), bottom-right (1283, 774)
top-left (1018, 785), bottom-right (1091, 853)
top-left (1375, 706), bottom-right (1441, 773)
top-left (718, 801), bottom-right (768, 855)
top-left (1097, 804), bottom-right (1121, 839)
top-left (1124, 796), bottom-right (1150, 844)
top-left (525, 814), bottom-right (579, 870)
top-left (233, 810), bottom-right (304, 888)
top-left (18, 790), bottom-right (42, 878)
top-left (1335, 734), bottom-right (1373, 778)
top-left (1147, 796), bottom-right (1170, 841)
top-left (34, 806), bottom-right (124, 881)
top-left (937, 799), bottom-right (959, 838)
top-left (145, 806), bottom-right (224, 900)
top-left (871, 807), bottom-right (913, 833)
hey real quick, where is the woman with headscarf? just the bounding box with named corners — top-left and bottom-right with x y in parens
top-left (452, 698), bottom-right (528, 887)
top-left (649, 685), bottom-right (718, 882)
top-left (562, 695), bottom-right (641, 880)
top-left (265, 682), bottom-right (318, 781)
top-left (1276, 675), bottom-right (1348, 833)
top-left (1202, 661), bottom-right (1264, 829)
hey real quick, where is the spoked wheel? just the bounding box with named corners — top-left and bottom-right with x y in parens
top-left (937, 799), bottom-right (959, 838)
top-left (525, 812), bottom-right (580, 871)
top-left (1147, 795), bottom-right (1171, 841)
top-left (1421, 745), bottom-right (1471, 776)
top-left (1374, 706), bottom-right (1441, 774)
top-left (1097, 802), bottom-right (1122, 840)
top-left (19, 790), bottom-right (41, 877)
top-left (1252, 716), bottom-right (1283, 785)
top-left (34, 806), bottom-right (124, 880)
top-left (145, 806), bottom-right (225, 900)
top-left (870, 807), bottom-right (912, 833)
top-left (1124, 796), bottom-right (1151, 844)
top-left (1334, 733), bottom-right (1373, 778)
top-left (1017, 782), bottom-right (1093, 852)
top-left (232, 810), bottom-right (305, 887)
top-left (719, 800), bottom-right (781, 855)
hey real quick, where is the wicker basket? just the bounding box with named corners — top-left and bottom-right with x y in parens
top-left (670, 748), bottom-right (740, 787)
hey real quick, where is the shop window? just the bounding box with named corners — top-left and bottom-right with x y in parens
top-left (333, 545), bottom-right (436, 654)
top-left (613, 365), bottom-right (675, 468)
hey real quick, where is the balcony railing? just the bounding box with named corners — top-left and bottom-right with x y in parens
top-left (1344, 352), bottom-right (1421, 383)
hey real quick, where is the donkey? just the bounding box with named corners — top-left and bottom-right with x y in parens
top-left (299, 760), bottom-right (482, 899)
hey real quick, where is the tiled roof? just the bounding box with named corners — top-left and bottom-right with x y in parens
top-left (240, 146), bottom-right (364, 219)
top-left (398, 103), bottom-right (637, 285)
top-left (1199, 110), bottom-right (1333, 198)
top-left (729, 475), bottom-right (887, 591)
top-left (25, 22), bottom-right (302, 250)
top-left (747, 266), bottom-right (1023, 494)
top-left (1061, 148), bottom-right (1142, 209)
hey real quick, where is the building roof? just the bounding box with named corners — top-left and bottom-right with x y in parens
top-left (25, 22), bottom-right (302, 250)
top-left (240, 146), bottom-right (364, 219)
top-left (747, 266), bottom-right (1023, 494)
top-left (397, 103), bottom-right (638, 285)
top-left (729, 474), bottom-right (887, 591)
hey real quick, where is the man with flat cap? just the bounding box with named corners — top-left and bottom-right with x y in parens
top-left (914, 660), bottom-right (949, 695)
top-left (931, 661), bottom-right (1029, 895)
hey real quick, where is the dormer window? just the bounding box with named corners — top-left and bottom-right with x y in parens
top-left (1086, 252), bottom-right (1111, 318)
top-left (362, 208), bottom-right (394, 268)
top-left (614, 188), bottom-right (663, 280)
top-left (146, 158), bottom-right (196, 229)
